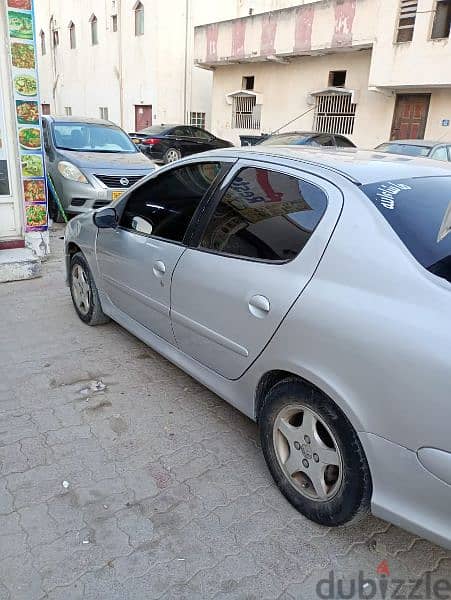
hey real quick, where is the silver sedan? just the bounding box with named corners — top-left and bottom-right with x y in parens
top-left (65, 147), bottom-right (451, 549)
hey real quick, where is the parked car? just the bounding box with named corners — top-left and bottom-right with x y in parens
top-left (129, 124), bottom-right (233, 163)
top-left (376, 139), bottom-right (451, 161)
top-left (65, 146), bottom-right (451, 549)
top-left (42, 116), bottom-right (155, 221)
top-left (257, 131), bottom-right (356, 148)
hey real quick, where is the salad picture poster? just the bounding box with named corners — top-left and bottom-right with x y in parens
top-left (7, 0), bottom-right (48, 231)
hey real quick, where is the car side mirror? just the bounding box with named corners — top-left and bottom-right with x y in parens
top-left (93, 207), bottom-right (117, 228)
top-left (132, 216), bottom-right (153, 235)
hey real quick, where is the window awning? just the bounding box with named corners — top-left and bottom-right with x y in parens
top-left (308, 87), bottom-right (360, 104)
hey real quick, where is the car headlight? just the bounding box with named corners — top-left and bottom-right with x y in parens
top-left (57, 161), bottom-right (88, 183)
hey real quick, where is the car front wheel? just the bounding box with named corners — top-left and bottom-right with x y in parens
top-left (69, 252), bottom-right (110, 326)
top-left (259, 378), bottom-right (372, 526)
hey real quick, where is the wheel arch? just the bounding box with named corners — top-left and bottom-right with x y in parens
top-left (254, 368), bottom-right (365, 434)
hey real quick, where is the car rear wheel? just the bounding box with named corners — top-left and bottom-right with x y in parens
top-left (164, 148), bottom-right (181, 163)
top-left (69, 252), bottom-right (110, 326)
top-left (259, 378), bottom-right (371, 526)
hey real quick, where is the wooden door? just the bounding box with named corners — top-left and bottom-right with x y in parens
top-left (134, 105), bottom-right (152, 131)
top-left (390, 94), bottom-right (430, 140)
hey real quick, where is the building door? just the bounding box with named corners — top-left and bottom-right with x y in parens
top-left (390, 94), bottom-right (430, 140)
top-left (134, 105), bottom-right (152, 131)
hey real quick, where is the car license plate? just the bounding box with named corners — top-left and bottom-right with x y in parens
top-left (112, 191), bottom-right (124, 201)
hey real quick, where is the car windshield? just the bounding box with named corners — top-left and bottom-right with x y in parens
top-left (362, 177), bottom-right (451, 283)
top-left (259, 134), bottom-right (310, 146)
top-left (53, 123), bottom-right (137, 153)
top-left (377, 143), bottom-right (431, 157)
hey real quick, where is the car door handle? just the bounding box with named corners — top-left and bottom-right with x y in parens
top-left (249, 295), bottom-right (270, 318)
top-left (153, 260), bottom-right (166, 277)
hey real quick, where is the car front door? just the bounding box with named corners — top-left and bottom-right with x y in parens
top-left (170, 161), bottom-right (343, 379)
top-left (95, 160), bottom-right (229, 343)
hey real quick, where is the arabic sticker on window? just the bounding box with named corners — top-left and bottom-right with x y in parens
top-left (375, 181), bottom-right (412, 210)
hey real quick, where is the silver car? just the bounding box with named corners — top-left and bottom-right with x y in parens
top-left (42, 116), bottom-right (154, 220)
top-left (65, 147), bottom-right (451, 549)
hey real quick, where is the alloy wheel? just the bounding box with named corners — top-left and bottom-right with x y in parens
top-left (71, 264), bottom-right (91, 316)
top-left (273, 404), bottom-right (343, 501)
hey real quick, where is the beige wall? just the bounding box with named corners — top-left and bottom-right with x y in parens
top-left (35, 0), bottom-right (236, 132)
top-left (370, 0), bottom-right (451, 88)
top-left (211, 50), bottom-right (396, 147)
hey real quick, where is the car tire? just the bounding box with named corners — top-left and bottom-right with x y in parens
top-left (69, 252), bottom-right (110, 326)
top-left (259, 378), bottom-right (372, 527)
top-left (163, 148), bottom-right (181, 164)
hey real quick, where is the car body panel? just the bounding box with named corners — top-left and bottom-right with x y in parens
top-left (95, 228), bottom-right (185, 344)
top-left (64, 147), bottom-right (451, 550)
top-left (170, 159), bottom-right (344, 379)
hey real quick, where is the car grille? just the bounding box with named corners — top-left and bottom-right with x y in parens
top-left (94, 174), bottom-right (144, 188)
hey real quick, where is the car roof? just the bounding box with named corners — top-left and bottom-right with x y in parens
top-left (381, 140), bottom-right (441, 148)
top-left (205, 146), bottom-right (451, 185)
top-left (43, 115), bottom-right (116, 126)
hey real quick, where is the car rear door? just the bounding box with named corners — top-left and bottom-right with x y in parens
top-left (95, 160), bottom-right (230, 343)
top-left (170, 160), bottom-right (343, 379)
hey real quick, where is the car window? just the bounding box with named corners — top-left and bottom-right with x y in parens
top-left (172, 126), bottom-right (190, 137)
top-left (191, 128), bottom-right (211, 140)
top-left (312, 134), bottom-right (335, 147)
top-left (52, 123), bottom-right (137, 153)
top-left (362, 177), bottom-right (451, 283)
top-left (376, 143), bottom-right (431, 157)
top-left (430, 146), bottom-right (449, 161)
top-left (120, 162), bottom-right (223, 243)
top-left (199, 167), bottom-right (328, 262)
top-left (259, 134), bottom-right (311, 146)
top-left (334, 135), bottom-right (355, 148)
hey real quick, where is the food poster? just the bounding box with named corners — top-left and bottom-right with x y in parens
top-left (7, 0), bottom-right (48, 232)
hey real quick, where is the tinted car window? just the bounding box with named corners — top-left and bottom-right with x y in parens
top-left (120, 162), bottom-right (223, 243)
top-left (191, 127), bottom-right (211, 140)
top-left (362, 177), bottom-right (451, 282)
top-left (376, 143), bottom-right (431, 157)
top-left (259, 134), bottom-right (311, 146)
top-left (312, 134), bottom-right (335, 147)
top-left (334, 135), bottom-right (355, 148)
top-left (200, 167), bottom-right (328, 262)
top-left (430, 146), bottom-right (449, 161)
top-left (172, 126), bottom-right (190, 137)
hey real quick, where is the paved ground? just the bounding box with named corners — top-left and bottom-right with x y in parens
top-left (0, 225), bottom-right (450, 600)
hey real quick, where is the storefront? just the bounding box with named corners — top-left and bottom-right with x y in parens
top-left (0, 0), bottom-right (48, 257)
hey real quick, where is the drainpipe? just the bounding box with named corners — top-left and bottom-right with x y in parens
top-left (183, 0), bottom-right (189, 124)
top-left (118, 0), bottom-right (124, 127)
top-left (49, 15), bottom-right (59, 113)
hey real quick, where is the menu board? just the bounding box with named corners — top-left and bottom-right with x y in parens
top-left (7, 0), bottom-right (48, 232)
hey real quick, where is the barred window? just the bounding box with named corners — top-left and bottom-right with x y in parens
top-left (232, 94), bottom-right (261, 130)
top-left (190, 112), bottom-right (206, 128)
top-left (396, 0), bottom-right (418, 42)
top-left (313, 93), bottom-right (356, 136)
top-left (64, 106), bottom-right (72, 116)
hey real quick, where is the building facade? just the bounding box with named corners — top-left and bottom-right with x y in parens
top-left (194, 0), bottom-right (451, 148)
top-left (34, 0), bottom-right (240, 132)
